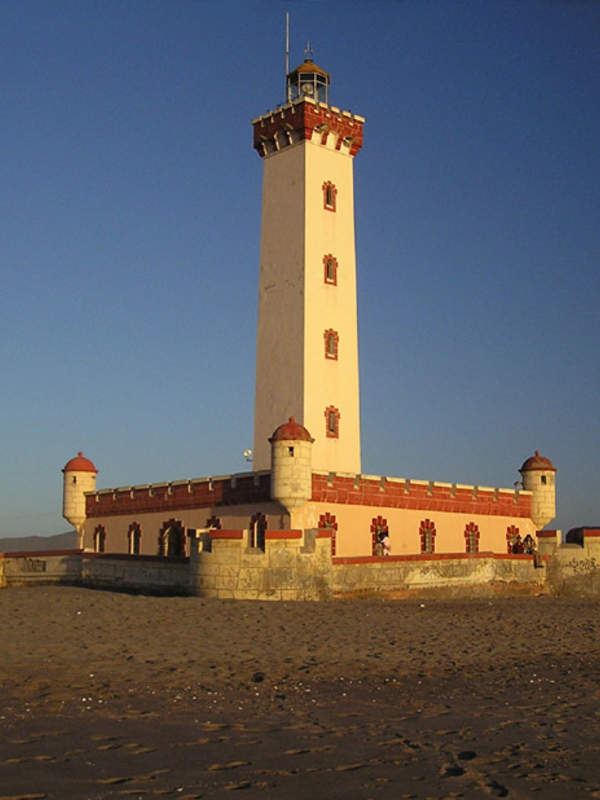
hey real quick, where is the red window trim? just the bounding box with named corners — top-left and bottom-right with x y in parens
top-left (158, 518), bottom-right (186, 557)
top-left (324, 405), bottom-right (340, 438)
top-left (93, 524), bottom-right (106, 553)
top-left (506, 524), bottom-right (520, 554)
top-left (323, 254), bottom-right (338, 285)
top-left (464, 521), bottom-right (480, 554)
top-left (419, 518), bottom-right (437, 554)
top-left (322, 180), bottom-right (337, 212)
top-left (318, 512), bottom-right (338, 555)
top-left (128, 521), bottom-right (142, 555)
top-left (371, 516), bottom-right (389, 555)
top-left (324, 328), bottom-right (339, 360)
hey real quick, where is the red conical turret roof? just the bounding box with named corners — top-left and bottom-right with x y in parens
top-left (63, 451), bottom-right (98, 473)
top-left (519, 450), bottom-right (556, 473)
top-left (269, 417), bottom-right (314, 443)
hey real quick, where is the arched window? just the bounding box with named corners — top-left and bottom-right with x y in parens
top-left (93, 525), bottom-right (106, 553)
top-left (506, 524), bottom-right (519, 554)
top-left (128, 522), bottom-right (141, 555)
top-left (464, 521), bottom-right (480, 554)
top-left (323, 254), bottom-right (338, 285)
top-left (324, 329), bottom-right (339, 360)
top-left (158, 519), bottom-right (186, 557)
top-left (371, 516), bottom-right (389, 556)
top-left (250, 513), bottom-right (267, 550)
top-left (322, 180), bottom-right (337, 212)
top-left (325, 406), bottom-right (340, 438)
top-left (318, 512), bottom-right (338, 555)
top-left (419, 519), bottom-right (436, 554)
top-left (205, 515), bottom-right (222, 530)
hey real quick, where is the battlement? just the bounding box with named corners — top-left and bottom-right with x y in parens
top-left (311, 472), bottom-right (532, 517)
top-left (252, 97), bottom-right (364, 157)
top-left (85, 468), bottom-right (532, 520)
top-left (86, 471), bottom-right (271, 517)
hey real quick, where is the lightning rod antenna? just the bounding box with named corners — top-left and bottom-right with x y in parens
top-left (285, 12), bottom-right (290, 104)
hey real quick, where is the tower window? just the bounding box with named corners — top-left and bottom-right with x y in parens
top-left (323, 254), bottom-right (338, 285)
top-left (322, 181), bottom-right (337, 212)
top-left (324, 405), bottom-right (340, 438)
top-left (541, 475), bottom-right (547, 484)
top-left (288, 446), bottom-right (294, 456)
top-left (324, 329), bottom-right (339, 360)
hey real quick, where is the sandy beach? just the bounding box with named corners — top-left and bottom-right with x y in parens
top-left (1, 586), bottom-right (599, 799)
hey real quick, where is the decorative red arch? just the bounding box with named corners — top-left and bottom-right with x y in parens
top-left (371, 516), bottom-right (388, 555)
top-left (128, 521), bottom-right (141, 555)
top-left (506, 524), bottom-right (519, 554)
top-left (158, 518), bottom-right (186, 557)
top-left (419, 519), bottom-right (437, 554)
top-left (318, 512), bottom-right (338, 555)
top-left (93, 525), bottom-right (106, 553)
top-left (464, 521), bottom-right (480, 554)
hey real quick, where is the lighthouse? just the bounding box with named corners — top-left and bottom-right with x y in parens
top-left (251, 51), bottom-right (365, 474)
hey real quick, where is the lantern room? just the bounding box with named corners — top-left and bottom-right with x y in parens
top-left (287, 53), bottom-right (330, 105)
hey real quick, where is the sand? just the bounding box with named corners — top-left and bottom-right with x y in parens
top-left (1, 586), bottom-right (599, 799)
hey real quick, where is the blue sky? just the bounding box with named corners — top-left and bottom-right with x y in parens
top-left (2, 0), bottom-right (599, 538)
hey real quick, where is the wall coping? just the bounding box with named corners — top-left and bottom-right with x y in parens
top-left (82, 552), bottom-right (189, 563)
top-left (265, 530), bottom-right (302, 540)
top-left (333, 552), bottom-right (544, 566)
top-left (0, 549), bottom-right (82, 559)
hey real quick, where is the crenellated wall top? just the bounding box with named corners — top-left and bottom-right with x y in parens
top-left (85, 467), bottom-right (532, 520)
top-left (252, 97), bottom-right (364, 157)
top-left (311, 471), bottom-right (532, 517)
top-left (86, 470), bottom-right (271, 517)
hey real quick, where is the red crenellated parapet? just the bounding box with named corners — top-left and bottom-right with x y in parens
top-left (252, 98), bottom-right (364, 158)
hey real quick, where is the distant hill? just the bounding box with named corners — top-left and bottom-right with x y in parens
top-left (0, 531), bottom-right (77, 553)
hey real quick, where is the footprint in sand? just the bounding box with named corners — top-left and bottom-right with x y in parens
top-left (208, 761), bottom-right (251, 771)
top-left (0, 795), bottom-right (48, 800)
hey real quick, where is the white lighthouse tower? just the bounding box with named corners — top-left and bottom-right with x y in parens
top-left (252, 51), bottom-right (364, 474)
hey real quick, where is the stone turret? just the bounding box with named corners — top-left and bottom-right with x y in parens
top-left (519, 450), bottom-right (556, 529)
top-left (62, 451), bottom-right (97, 547)
top-left (269, 417), bottom-right (314, 513)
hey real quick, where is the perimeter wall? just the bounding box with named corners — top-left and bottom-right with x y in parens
top-left (3, 528), bottom-right (600, 598)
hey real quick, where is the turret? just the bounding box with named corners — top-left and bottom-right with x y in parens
top-left (519, 450), bottom-right (556, 529)
top-left (269, 417), bottom-right (314, 513)
top-left (62, 451), bottom-right (98, 547)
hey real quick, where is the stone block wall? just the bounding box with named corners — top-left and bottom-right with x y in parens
top-left (0, 550), bottom-right (82, 588)
top-left (543, 531), bottom-right (600, 596)
top-left (331, 553), bottom-right (545, 596)
top-left (81, 553), bottom-right (190, 595)
top-left (189, 529), bottom-right (334, 600)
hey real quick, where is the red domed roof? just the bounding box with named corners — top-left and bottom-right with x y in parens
top-left (289, 58), bottom-right (330, 81)
top-left (519, 450), bottom-right (556, 473)
top-left (63, 451), bottom-right (97, 473)
top-left (269, 417), bottom-right (314, 443)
